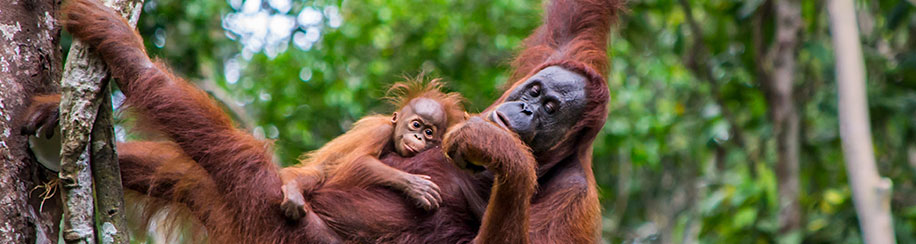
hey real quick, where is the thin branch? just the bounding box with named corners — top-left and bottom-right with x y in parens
top-left (829, 0), bottom-right (897, 242)
top-left (58, 0), bottom-right (144, 243)
top-left (90, 81), bottom-right (128, 244)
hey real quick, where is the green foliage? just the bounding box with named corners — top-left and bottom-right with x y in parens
top-left (133, 0), bottom-right (916, 242)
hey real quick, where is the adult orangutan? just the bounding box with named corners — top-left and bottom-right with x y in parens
top-left (21, 0), bottom-right (619, 242)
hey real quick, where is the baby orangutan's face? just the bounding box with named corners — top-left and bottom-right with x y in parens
top-left (392, 98), bottom-right (448, 157)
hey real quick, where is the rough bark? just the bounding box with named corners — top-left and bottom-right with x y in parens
top-left (57, 0), bottom-right (144, 243)
top-left (828, 0), bottom-right (897, 243)
top-left (0, 0), bottom-right (63, 243)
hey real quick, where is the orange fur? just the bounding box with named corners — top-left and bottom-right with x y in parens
top-left (279, 80), bottom-right (465, 214)
top-left (385, 78), bottom-right (466, 129)
top-left (281, 79), bottom-right (465, 191)
top-left (296, 80), bottom-right (464, 174)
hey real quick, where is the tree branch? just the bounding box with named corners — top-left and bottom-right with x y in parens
top-left (90, 82), bottom-right (128, 244)
top-left (828, 0), bottom-right (897, 242)
top-left (58, 0), bottom-right (144, 243)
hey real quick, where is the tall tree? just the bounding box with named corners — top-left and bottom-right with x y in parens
top-left (767, 0), bottom-right (803, 239)
top-left (0, 0), bottom-right (63, 243)
top-left (746, 0), bottom-right (806, 239)
top-left (828, 0), bottom-right (896, 243)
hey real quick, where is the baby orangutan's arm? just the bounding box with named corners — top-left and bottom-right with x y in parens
top-left (279, 155), bottom-right (441, 220)
top-left (277, 115), bottom-right (442, 220)
top-left (335, 155), bottom-right (442, 210)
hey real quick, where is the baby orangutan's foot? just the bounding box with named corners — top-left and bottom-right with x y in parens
top-left (280, 184), bottom-right (307, 220)
top-left (399, 173), bottom-right (442, 211)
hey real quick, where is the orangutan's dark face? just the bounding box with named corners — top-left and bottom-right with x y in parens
top-left (488, 66), bottom-right (587, 153)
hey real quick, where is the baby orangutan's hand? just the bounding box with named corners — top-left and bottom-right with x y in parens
top-left (398, 173), bottom-right (442, 211)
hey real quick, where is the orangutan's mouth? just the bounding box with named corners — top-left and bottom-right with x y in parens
top-left (403, 142), bottom-right (419, 155)
top-left (489, 111), bottom-right (510, 131)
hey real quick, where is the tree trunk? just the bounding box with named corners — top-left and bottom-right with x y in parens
top-left (0, 0), bottom-right (63, 243)
top-left (769, 0), bottom-right (803, 240)
top-left (828, 0), bottom-right (897, 243)
top-left (57, 0), bottom-right (145, 243)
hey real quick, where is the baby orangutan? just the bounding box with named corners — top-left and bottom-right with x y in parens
top-left (279, 80), bottom-right (466, 220)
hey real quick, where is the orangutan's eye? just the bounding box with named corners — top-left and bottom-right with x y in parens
top-left (528, 84), bottom-right (541, 97)
top-left (544, 101), bottom-right (558, 114)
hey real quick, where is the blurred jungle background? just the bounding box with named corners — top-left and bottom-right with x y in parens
top-left (84, 0), bottom-right (916, 242)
